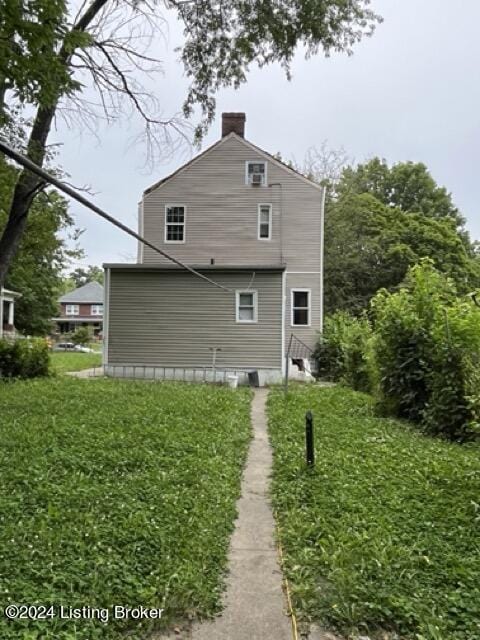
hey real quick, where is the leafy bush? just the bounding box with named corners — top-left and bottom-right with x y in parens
top-left (424, 301), bottom-right (480, 440)
top-left (371, 260), bottom-right (480, 440)
top-left (0, 337), bottom-right (50, 378)
top-left (316, 311), bottom-right (372, 392)
top-left (70, 325), bottom-right (91, 345)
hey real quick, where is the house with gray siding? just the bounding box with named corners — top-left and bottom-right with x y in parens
top-left (104, 113), bottom-right (325, 384)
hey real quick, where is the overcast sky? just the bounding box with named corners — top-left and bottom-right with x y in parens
top-left (51, 0), bottom-right (480, 269)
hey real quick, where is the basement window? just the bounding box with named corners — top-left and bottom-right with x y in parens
top-left (66, 304), bottom-right (79, 316)
top-left (291, 289), bottom-right (310, 326)
top-left (165, 205), bottom-right (186, 243)
top-left (236, 290), bottom-right (258, 323)
top-left (258, 204), bottom-right (272, 240)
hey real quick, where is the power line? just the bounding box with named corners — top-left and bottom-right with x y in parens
top-left (0, 139), bottom-right (230, 292)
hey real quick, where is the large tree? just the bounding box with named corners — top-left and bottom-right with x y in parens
top-left (324, 192), bottom-right (480, 313)
top-left (0, 156), bottom-right (82, 334)
top-left (337, 157), bottom-right (464, 226)
top-left (70, 265), bottom-right (104, 287)
top-left (0, 0), bottom-right (382, 286)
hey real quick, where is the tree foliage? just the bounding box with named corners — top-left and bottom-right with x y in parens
top-left (69, 265), bottom-right (104, 288)
top-left (322, 157), bottom-right (479, 313)
top-left (0, 156), bottom-right (81, 335)
top-left (175, 0), bottom-right (381, 136)
top-left (0, 0), bottom-right (83, 122)
top-left (338, 157), bottom-right (464, 225)
top-left (325, 193), bottom-right (479, 313)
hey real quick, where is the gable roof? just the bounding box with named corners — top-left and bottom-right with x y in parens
top-left (143, 132), bottom-right (324, 195)
top-left (59, 281), bottom-right (104, 304)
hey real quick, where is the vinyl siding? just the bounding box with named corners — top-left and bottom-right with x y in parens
top-left (107, 268), bottom-right (283, 369)
top-left (141, 135), bottom-right (322, 272)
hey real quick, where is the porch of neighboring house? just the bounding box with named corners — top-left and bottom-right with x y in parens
top-left (54, 318), bottom-right (103, 336)
top-left (0, 288), bottom-right (21, 339)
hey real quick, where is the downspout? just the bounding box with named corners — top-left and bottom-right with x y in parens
top-left (319, 186), bottom-right (326, 333)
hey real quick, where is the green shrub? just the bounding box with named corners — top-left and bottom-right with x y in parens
top-left (70, 325), bottom-right (91, 345)
top-left (0, 337), bottom-right (50, 379)
top-left (424, 301), bottom-right (480, 440)
top-left (316, 311), bottom-right (373, 392)
top-left (371, 260), bottom-right (480, 440)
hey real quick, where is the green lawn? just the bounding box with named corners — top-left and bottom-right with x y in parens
top-left (268, 385), bottom-right (480, 640)
top-left (50, 350), bottom-right (102, 373)
top-left (0, 378), bottom-right (251, 639)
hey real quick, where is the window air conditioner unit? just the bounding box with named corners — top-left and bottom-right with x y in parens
top-left (251, 173), bottom-right (263, 186)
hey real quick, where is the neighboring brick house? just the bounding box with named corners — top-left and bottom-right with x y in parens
top-left (103, 113), bottom-right (325, 385)
top-left (53, 281), bottom-right (104, 337)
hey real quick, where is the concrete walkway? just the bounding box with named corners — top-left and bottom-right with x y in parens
top-left (66, 367), bottom-right (103, 378)
top-left (190, 388), bottom-right (292, 640)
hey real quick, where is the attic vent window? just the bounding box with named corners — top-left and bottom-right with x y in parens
top-left (246, 161), bottom-right (266, 186)
top-left (165, 205), bottom-right (186, 243)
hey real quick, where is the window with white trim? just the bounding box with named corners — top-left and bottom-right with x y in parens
top-left (91, 304), bottom-right (103, 316)
top-left (291, 290), bottom-right (310, 326)
top-left (165, 205), bottom-right (186, 243)
top-left (236, 290), bottom-right (258, 323)
top-left (65, 304), bottom-right (79, 316)
top-left (246, 161), bottom-right (267, 186)
top-left (258, 204), bottom-right (272, 240)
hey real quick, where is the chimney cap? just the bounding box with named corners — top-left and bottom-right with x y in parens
top-left (222, 112), bottom-right (246, 138)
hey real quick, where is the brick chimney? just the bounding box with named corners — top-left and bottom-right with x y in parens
top-left (222, 112), bottom-right (246, 138)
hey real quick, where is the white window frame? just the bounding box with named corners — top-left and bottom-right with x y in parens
top-left (235, 290), bottom-right (258, 324)
top-left (257, 203), bottom-right (272, 241)
top-left (291, 289), bottom-right (311, 327)
top-left (245, 161), bottom-right (267, 186)
top-left (65, 304), bottom-right (79, 316)
top-left (91, 304), bottom-right (103, 316)
top-left (164, 204), bottom-right (186, 244)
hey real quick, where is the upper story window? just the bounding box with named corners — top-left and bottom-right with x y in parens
top-left (91, 304), bottom-right (103, 316)
top-left (65, 304), bottom-right (79, 316)
top-left (258, 204), bottom-right (272, 240)
top-left (165, 205), bottom-right (186, 243)
top-left (236, 290), bottom-right (258, 323)
top-left (246, 161), bottom-right (267, 186)
top-left (291, 289), bottom-right (311, 326)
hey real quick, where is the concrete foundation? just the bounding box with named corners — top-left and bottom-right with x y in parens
top-left (104, 364), bottom-right (283, 387)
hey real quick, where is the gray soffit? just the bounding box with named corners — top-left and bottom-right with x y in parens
top-left (59, 281), bottom-right (104, 304)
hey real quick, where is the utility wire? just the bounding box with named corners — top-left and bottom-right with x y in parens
top-left (0, 139), bottom-right (230, 292)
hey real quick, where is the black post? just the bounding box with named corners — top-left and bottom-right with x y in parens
top-left (305, 410), bottom-right (314, 466)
